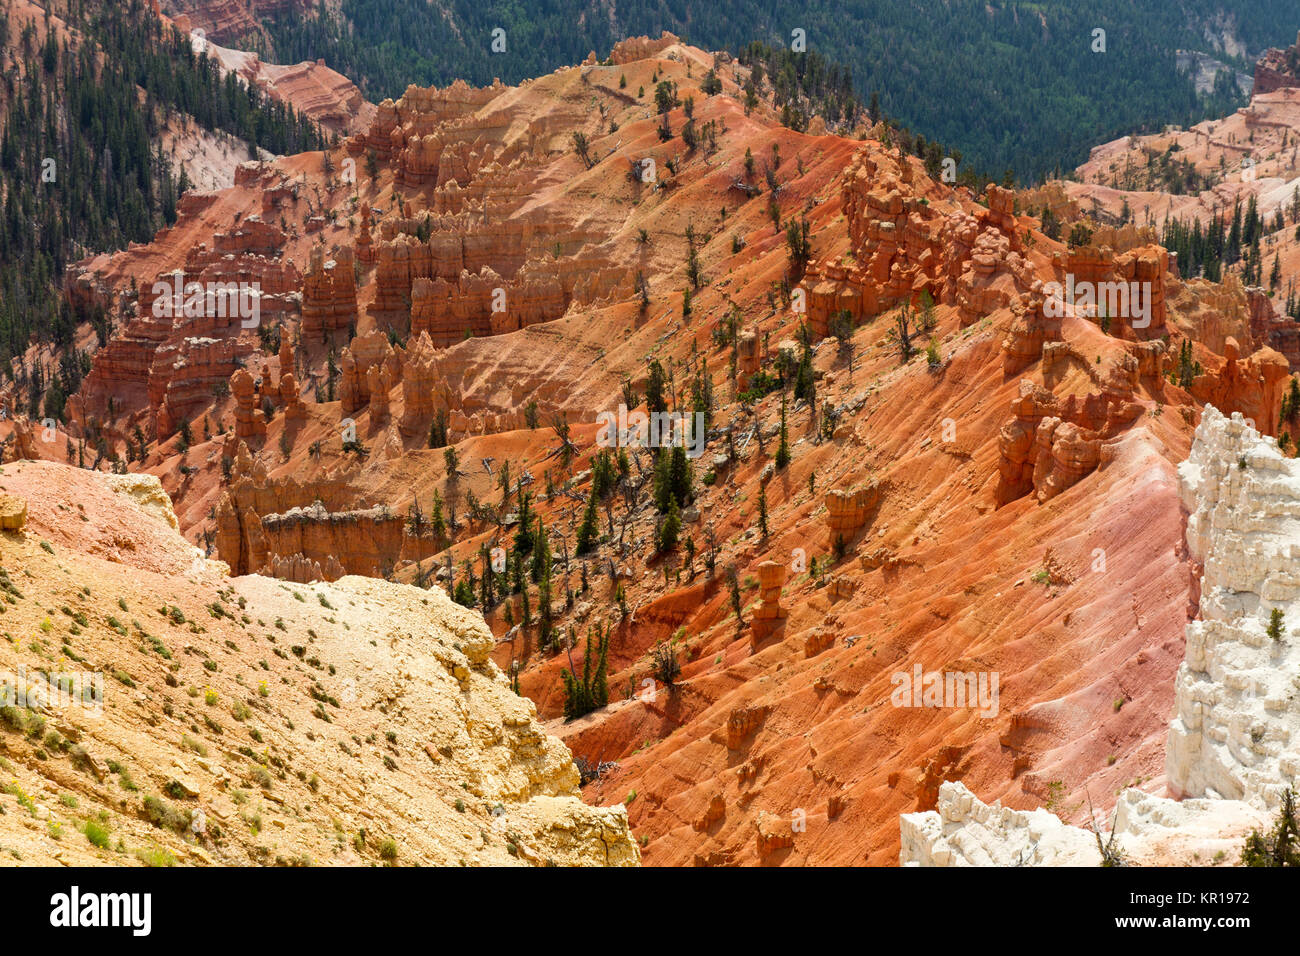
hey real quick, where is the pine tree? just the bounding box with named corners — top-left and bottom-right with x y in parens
top-left (1241, 788), bottom-right (1300, 866)
top-left (478, 543), bottom-right (495, 608)
top-left (645, 359), bottom-right (668, 414)
top-left (657, 497), bottom-right (681, 552)
top-left (1282, 377), bottom-right (1300, 423)
top-left (562, 629), bottom-right (610, 720)
top-left (430, 490), bottom-right (446, 543)
top-left (775, 393), bottom-right (791, 468)
top-left (653, 449), bottom-right (673, 513)
top-left (576, 492), bottom-right (600, 555)
top-left (530, 517), bottom-right (549, 584)
top-left (1268, 607), bottom-right (1285, 642)
top-left (668, 445), bottom-right (691, 507)
top-left (514, 488), bottom-right (534, 555)
top-left (794, 342), bottom-right (815, 402)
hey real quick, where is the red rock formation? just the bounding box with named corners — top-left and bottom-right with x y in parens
top-left (750, 560), bottom-right (788, 644)
top-left (355, 204), bottom-right (374, 263)
top-left (399, 333), bottom-right (439, 438)
top-left (408, 266), bottom-right (568, 346)
top-left (1246, 286), bottom-right (1300, 369)
top-left (1055, 243), bottom-right (1169, 339)
top-left (1253, 31), bottom-right (1300, 96)
top-left (217, 478), bottom-right (443, 581)
top-left (365, 360), bottom-right (395, 428)
top-left (1031, 418), bottom-right (1102, 503)
top-left (609, 33), bottom-right (680, 65)
top-left (164, 0), bottom-right (312, 40)
top-left (230, 367), bottom-right (265, 440)
top-left (339, 331), bottom-right (398, 416)
top-left (300, 246), bottom-right (359, 339)
top-left (154, 336), bottom-right (254, 438)
top-left (59, 36), bottom-right (1265, 870)
top-left (824, 481), bottom-right (882, 547)
top-left (2, 418), bottom-right (39, 463)
top-left (996, 378), bottom-right (1145, 506)
top-left (73, 215), bottom-right (295, 435)
top-left (1187, 337), bottom-right (1291, 436)
top-left (736, 331), bottom-right (761, 390)
top-left (804, 148), bottom-right (1035, 337)
top-left (280, 372), bottom-right (306, 421)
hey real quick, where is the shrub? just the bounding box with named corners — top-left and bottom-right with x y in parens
top-left (652, 641), bottom-right (682, 689)
top-left (84, 820), bottom-right (111, 849)
top-left (163, 780), bottom-right (190, 800)
top-left (142, 795), bottom-right (190, 833)
top-left (1268, 607), bottom-right (1285, 642)
top-left (0, 705), bottom-right (23, 732)
top-left (655, 498), bottom-right (681, 553)
top-left (135, 845), bottom-right (177, 867)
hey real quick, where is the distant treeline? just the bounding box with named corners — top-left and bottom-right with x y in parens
top-left (255, 0), bottom-right (1299, 182)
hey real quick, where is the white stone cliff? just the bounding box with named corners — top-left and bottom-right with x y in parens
top-left (1169, 406), bottom-right (1300, 806)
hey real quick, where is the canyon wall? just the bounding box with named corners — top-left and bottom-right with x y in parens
top-left (902, 406), bottom-right (1300, 865)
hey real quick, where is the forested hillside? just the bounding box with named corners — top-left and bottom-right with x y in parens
top-left (0, 0), bottom-right (323, 419)
top-left (252, 0), bottom-right (1299, 182)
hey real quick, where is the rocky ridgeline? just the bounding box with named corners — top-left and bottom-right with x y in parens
top-left (900, 406), bottom-right (1298, 865)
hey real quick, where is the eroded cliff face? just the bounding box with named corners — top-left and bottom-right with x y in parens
top-left (164, 0), bottom-right (311, 42)
top-left (0, 460), bottom-right (637, 867)
top-left (899, 406), bottom-right (1300, 866)
top-left (1170, 406), bottom-right (1300, 806)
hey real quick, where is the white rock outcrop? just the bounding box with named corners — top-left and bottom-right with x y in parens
top-left (901, 782), bottom-right (1267, 866)
top-left (900, 782), bottom-right (1099, 866)
top-left (1170, 406), bottom-right (1300, 807)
